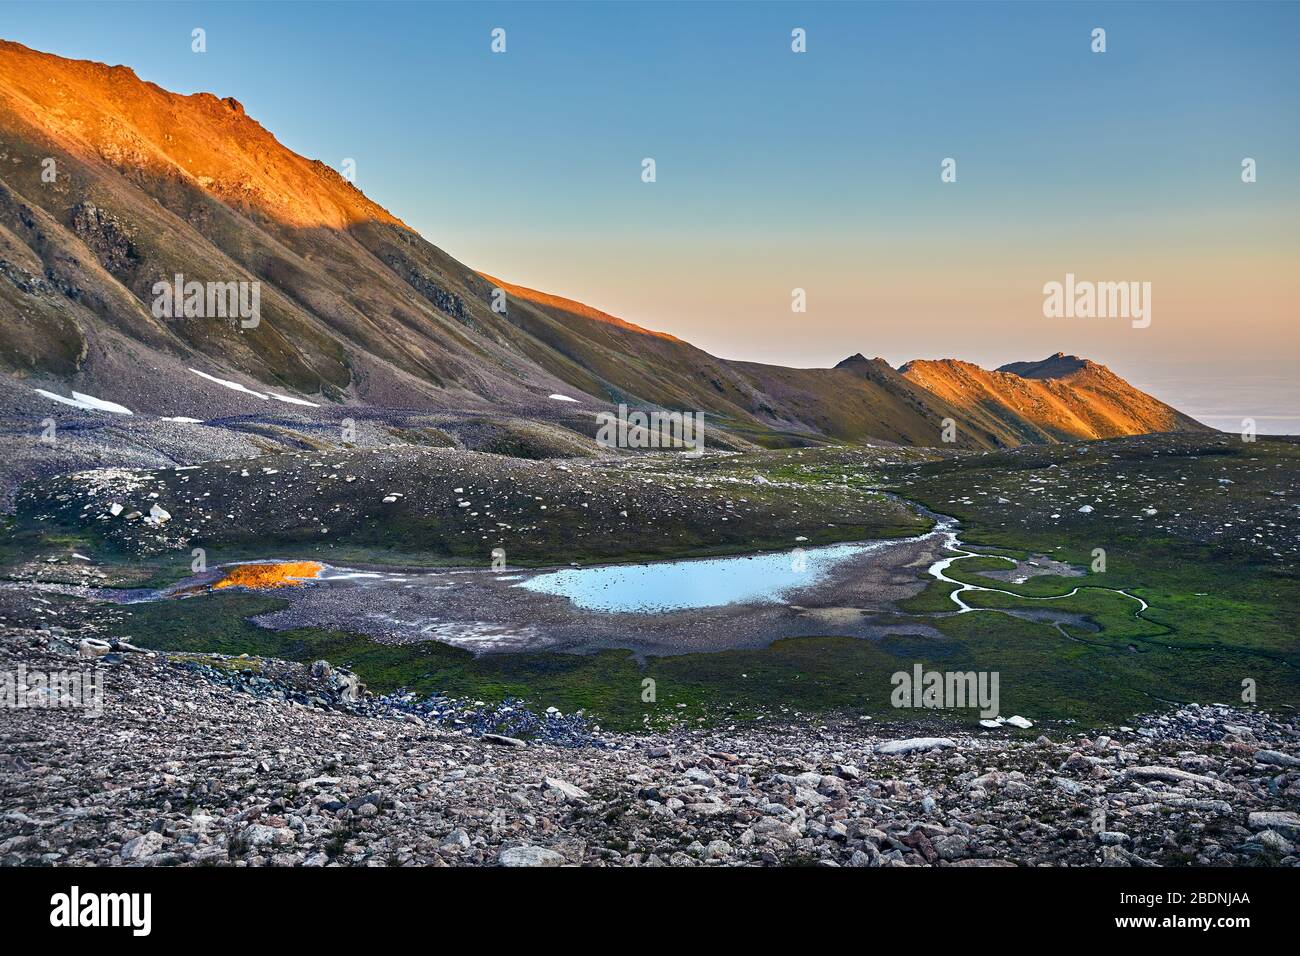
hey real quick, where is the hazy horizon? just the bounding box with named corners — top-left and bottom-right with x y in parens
top-left (3, 0), bottom-right (1296, 430)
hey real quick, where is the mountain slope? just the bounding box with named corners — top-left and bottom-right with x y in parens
top-left (0, 38), bottom-right (596, 416)
top-left (476, 277), bottom-right (991, 447)
top-left (899, 354), bottom-right (1207, 443)
top-left (0, 40), bottom-right (1206, 450)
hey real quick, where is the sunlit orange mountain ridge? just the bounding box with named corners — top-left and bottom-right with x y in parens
top-left (478, 274), bottom-right (684, 343)
top-left (898, 354), bottom-right (1204, 443)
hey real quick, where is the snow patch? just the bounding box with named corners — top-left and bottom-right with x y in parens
top-left (72, 391), bottom-right (134, 415)
top-left (189, 368), bottom-right (268, 400)
top-left (33, 388), bottom-right (133, 415)
top-left (267, 392), bottom-right (320, 408)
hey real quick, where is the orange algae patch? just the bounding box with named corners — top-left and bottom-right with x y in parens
top-left (212, 561), bottom-right (324, 590)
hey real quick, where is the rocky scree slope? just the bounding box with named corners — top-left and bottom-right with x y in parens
top-left (2, 625), bottom-right (1297, 867)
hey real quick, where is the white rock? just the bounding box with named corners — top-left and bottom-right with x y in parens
top-left (499, 845), bottom-right (566, 867)
top-left (1255, 750), bottom-right (1300, 768)
top-left (120, 831), bottom-right (165, 860)
top-left (1247, 811), bottom-right (1300, 838)
top-left (705, 840), bottom-right (732, 858)
top-left (78, 638), bottom-right (111, 660)
top-left (241, 824), bottom-right (294, 847)
top-left (875, 737), bottom-right (957, 756)
top-left (543, 777), bottom-right (589, 801)
top-left (1122, 766), bottom-right (1236, 793)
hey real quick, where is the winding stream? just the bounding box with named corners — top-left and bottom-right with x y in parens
top-left (924, 511), bottom-right (1150, 616)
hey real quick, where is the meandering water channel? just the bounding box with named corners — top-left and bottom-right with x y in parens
top-left (923, 512), bottom-right (1150, 615)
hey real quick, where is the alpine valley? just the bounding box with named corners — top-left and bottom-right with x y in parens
top-left (1, 40), bottom-right (1296, 871)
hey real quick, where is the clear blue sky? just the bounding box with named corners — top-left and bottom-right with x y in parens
top-left (3, 1), bottom-right (1298, 428)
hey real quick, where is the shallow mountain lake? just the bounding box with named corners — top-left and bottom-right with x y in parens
top-left (515, 540), bottom-right (890, 612)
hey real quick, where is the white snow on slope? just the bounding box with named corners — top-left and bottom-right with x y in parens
top-left (34, 389), bottom-right (133, 415)
top-left (72, 392), bottom-right (134, 414)
top-left (189, 369), bottom-right (268, 400)
top-left (267, 392), bottom-right (320, 408)
top-left (34, 390), bottom-right (97, 411)
top-left (188, 368), bottom-right (318, 407)
top-left (548, 394), bottom-right (579, 403)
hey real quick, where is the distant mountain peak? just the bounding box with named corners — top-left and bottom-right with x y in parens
top-left (833, 354), bottom-right (898, 385)
top-left (835, 353), bottom-right (889, 369)
top-left (899, 354), bottom-right (1205, 442)
top-left (996, 353), bottom-right (1100, 379)
top-left (897, 357), bottom-right (980, 375)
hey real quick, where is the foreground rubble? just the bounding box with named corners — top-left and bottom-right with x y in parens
top-left (1, 626), bottom-right (1297, 867)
